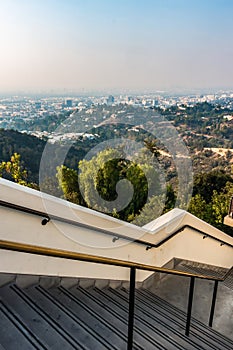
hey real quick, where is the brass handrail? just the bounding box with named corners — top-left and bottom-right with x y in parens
top-left (1, 199), bottom-right (233, 345)
top-left (0, 239), bottom-right (231, 281)
top-left (0, 238), bottom-right (232, 345)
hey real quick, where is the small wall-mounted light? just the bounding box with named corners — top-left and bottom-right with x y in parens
top-left (220, 242), bottom-right (225, 246)
top-left (41, 217), bottom-right (50, 226)
top-left (203, 235), bottom-right (207, 239)
top-left (112, 236), bottom-right (119, 243)
top-left (146, 245), bottom-right (152, 251)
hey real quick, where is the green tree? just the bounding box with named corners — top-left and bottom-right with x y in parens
top-left (211, 182), bottom-right (233, 225)
top-left (144, 138), bottom-right (160, 157)
top-left (56, 165), bottom-right (86, 206)
top-left (193, 171), bottom-right (233, 203)
top-left (188, 194), bottom-right (212, 223)
top-left (164, 184), bottom-right (176, 212)
top-left (57, 147), bottom-right (162, 223)
top-left (132, 195), bottom-right (165, 226)
top-left (188, 182), bottom-right (233, 235)
top-left (40, 176), bottom-right (62, 197)
top-left (79, 148), bottom-right (155, 221)
top-left (0, 153), bottom-right (37, 188)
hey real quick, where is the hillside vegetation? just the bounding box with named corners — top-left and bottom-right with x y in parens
top-left (1, 102), bottom-right (233, 235)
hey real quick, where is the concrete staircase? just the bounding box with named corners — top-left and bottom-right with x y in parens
top-left (175, 259), bottom-right (233, 290)
top-left (0, 277), bottom-right (232, 349)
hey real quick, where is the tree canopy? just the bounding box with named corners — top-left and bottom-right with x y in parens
top-left (192, 170), bottom-right (233, 203)
top-left (57, 147), bottom-right (163, 222)
top-left (0, 153), bottom-right (38, 188)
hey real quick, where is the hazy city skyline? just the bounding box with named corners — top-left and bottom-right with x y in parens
top-left (1, 0), bottom-right (233, 93)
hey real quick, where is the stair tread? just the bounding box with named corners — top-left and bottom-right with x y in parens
top-left (0, 279), bottom-right (232, 350)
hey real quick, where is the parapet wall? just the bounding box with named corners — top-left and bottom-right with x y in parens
top-left (0, 178), bottom-right (232, 282)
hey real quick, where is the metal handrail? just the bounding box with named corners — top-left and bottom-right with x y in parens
top-left (0, 239), bottom-right (231, 281)
top-left (1, 199), bottom-right (233, 347)
top-left (165, 224), bottom-right (233, 249)
top-left (0, 238), bottom-right (232, 348)
top-left (0, 199), bottom-right (233, 249)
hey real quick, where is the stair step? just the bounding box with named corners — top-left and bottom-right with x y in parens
top-left (74, 286), bottom-right (177, 350)
top-left (0, 277), bottom-right (232, 350)
top-left (89, 286), bottom-right (204, 350)
top-left (143, 288), bottom-right (233, 348)
top-left (176, 260), bottom-right (233, 290)
top-left (136, 288), bottom-right (233, 350)
top-left (0, 284), bottom-right (84, 349)
top-left (0, 301), bottom-right (45, 350)
top-left (48, 285), bottom-right (135, 350)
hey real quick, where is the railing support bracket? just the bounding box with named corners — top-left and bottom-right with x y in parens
top-left (41, 217), bottom-right (50, 225)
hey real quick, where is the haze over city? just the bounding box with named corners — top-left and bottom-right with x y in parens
top-left (1, 0), bottom-right (233, 93)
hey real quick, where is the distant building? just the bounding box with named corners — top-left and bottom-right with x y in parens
top-left (66, 99), bottom-right (73, 108)
top-left (35, 102), bottom-right (41, 109)
top-left (106, 95), bottom-right (114, 105)
top-left (152, 99), bottom-right (158, 107)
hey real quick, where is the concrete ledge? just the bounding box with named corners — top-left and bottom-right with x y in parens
top-left (224, 215), bottom-right (233, 228)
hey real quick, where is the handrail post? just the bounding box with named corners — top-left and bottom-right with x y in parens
top-left (185, 276), bottom-right (195, 336)
top-left (209, 280), bottom-right (218, 327)
top-left (128, 267), bottom-right (136, 350)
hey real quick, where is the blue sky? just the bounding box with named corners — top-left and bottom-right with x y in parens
top-left (1, 0), bottom-right (233, 92)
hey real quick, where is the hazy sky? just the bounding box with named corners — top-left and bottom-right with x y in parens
top-left (1, 0), bottom-right (233, 93)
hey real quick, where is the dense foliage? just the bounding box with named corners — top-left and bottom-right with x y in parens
top-left (0, 129), bottom-right (45, 183)
top-left (57, 148), bottom-right (163, 223)
top-left (1, 101), bottom-right (233, 235)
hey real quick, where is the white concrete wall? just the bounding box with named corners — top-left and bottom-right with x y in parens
top-left (224, 215), bottom-right (233, 228)
top-left (0, 178), bottom-right (233, 282)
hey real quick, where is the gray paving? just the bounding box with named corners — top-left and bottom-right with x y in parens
top-left (151, 260), bottom-right (233, 340)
